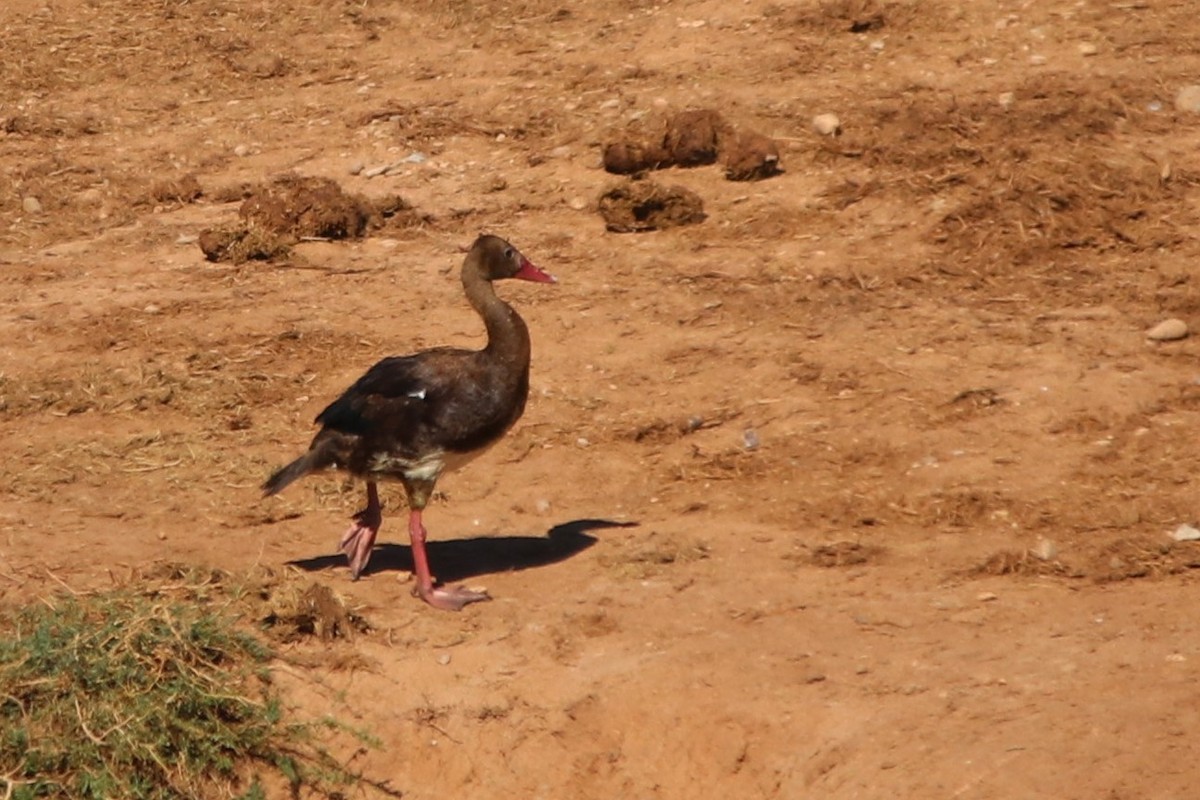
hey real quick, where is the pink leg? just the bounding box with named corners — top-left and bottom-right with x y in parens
top-left (339, 482), bottom-right (381, 580)
top-left (408, 508), bottom-right (490, 611)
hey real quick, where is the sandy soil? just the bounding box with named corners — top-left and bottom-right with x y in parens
top-left (4, 0), bottom-right (1200, 796)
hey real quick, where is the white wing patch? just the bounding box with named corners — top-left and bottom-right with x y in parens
top-left (407, 388), bottom-right (427, 400)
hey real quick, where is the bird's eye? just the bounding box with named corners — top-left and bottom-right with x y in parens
top-left (504, 248), bottom-right (514, 259)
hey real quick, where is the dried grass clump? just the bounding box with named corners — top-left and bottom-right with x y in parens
top-left (970, 537), bottom-right (1200, 583)
top-left (1088, 538), bottom-right (1200, 583)
top-left (809, 541), bottom-right (884, 568)
top-left (971, 548), bottom-right (1080, 578)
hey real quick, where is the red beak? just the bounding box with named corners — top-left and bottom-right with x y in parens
top-left (514, 257), bottom-right (557, 284)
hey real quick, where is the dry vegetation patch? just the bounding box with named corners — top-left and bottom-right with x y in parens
top-left (0, 563), bottom-right (396, 799)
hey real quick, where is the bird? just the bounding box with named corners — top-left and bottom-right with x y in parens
top-left (262, 234), bottom-right (556, 610)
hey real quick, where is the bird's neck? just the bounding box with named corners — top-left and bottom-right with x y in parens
top-left (462, 268), bottom-right (531, 367)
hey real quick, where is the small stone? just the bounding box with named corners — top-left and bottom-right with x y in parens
top-left (998, 92), bottom-right (1015, 110)
top-left (568, 196), bottom-right (587, 211)
top-left (76, 188), bottom-right (103, 206)
top-left (143, 303), bottom-right (162, 314)
top-left (1078, 42), bottom-right (1098, 56)
top-left (176, 234), bottom-right (198, 245)
top-left (550, 145), bottom-right (571, 159)
top-left (401, 151), bottom-right (428, 164)
top-left (598, 98), bottom-right (621, 110)
top-left (436, 653), bottom-right (451, 666)
top-left (576, 437), bottom-right (590, 448)
top-left (362, 164), bottom-right (390, 178)
top-left (347, 161), bottom-right (365, 175)
top-left (1031, 538), bottom-right (1058, 561)
top-left (812, 113), bottom-right (841, 136)
top-left (742, 429), bottom-right (760, 451)
top-left (1029, 54), bottom-right (1047, 66)
top-left (21, 196), bottom-right (42, 213)
top-left (977, 591), bottom-right (998, 602)
top-left (1175, 85), bottom-right (1200, 114)
top-left (1146, 318), bottom-right (1189, 341)
top-left (1170, 523), bottom-right (1200, 542)
top-left (535, 498), bottom-right (552, 513)
top-left (233, 144), bottom-right (250, 157)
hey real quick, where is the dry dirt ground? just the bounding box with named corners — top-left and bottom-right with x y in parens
top-left (4, 0), bottom-right (1200, 797)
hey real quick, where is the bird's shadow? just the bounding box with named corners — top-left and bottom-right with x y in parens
top-left (287, 518), bottom-right (636, 583)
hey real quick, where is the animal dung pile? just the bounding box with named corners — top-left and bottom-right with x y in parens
top-left (603, 108), bottom-right (781, 182)
top-left (198, 174), bottom-right (426, 263)
top-left (663, 109), bottom-right (726, 167)
top-left (239, 174), bottom-right (373, 240)
top-left (597, 178), bottom-right (706, 233)
top-left (721, 130), bottom-right (784, 181)
top-left (197, 224), bottom-right (293, 263)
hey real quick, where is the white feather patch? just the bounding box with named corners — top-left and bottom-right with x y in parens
top-left (366, 446), bottom-right (491, 483)
top-left (369, 450), bottom-right (444, 481)
top-left (407, 388), bottom-right (427, 400)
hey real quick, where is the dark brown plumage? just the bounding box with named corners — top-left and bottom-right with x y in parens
top-left (263, 234), bottom-right (555, 610)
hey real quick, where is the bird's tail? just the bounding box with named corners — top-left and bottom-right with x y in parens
top-left (262, 438), bottom-right (339, 497)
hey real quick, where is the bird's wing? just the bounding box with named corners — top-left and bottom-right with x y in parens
top-left (313, 350), bottom-right (469, 437)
